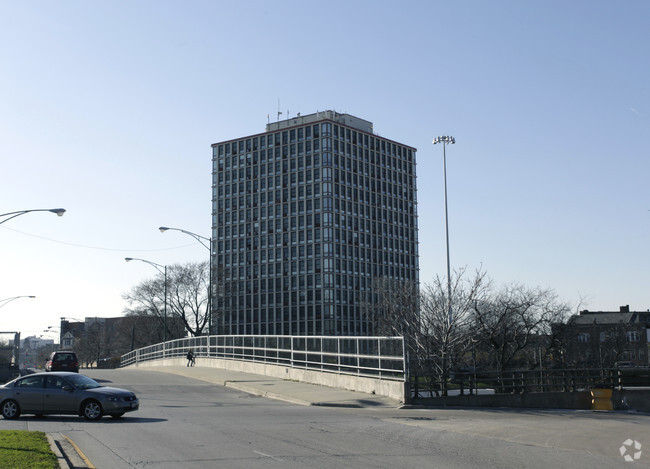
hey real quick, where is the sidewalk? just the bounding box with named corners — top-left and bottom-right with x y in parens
top-left (135, 364), bottom-right (403, 408)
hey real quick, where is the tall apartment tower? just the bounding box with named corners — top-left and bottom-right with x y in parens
top-left (211, 111), bottom-right (418, 336)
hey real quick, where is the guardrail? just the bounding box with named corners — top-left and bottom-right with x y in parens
top-left (411, 367), bottom-right (650, 397)
top-left (121, 335), bottom-right (406, 381)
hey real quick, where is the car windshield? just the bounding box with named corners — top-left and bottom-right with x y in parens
top-left (65, 374), bottom-right (102, 390)
top-left (54, 353), bottom-right (75, 361)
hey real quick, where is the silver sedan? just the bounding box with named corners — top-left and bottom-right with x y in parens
top-left (0, 372), bottom-right (139, 420)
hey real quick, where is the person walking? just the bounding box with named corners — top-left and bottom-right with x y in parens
top-left (186, 349), bottom-right (195, 367)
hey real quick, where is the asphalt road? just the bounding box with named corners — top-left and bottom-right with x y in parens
top-left (3, 368), bottom-right (648, 468)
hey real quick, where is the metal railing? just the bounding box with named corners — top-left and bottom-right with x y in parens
top-left (121, 335), bottom-right (406, 381)
top-left (410, 368), bottom-right (650, 398)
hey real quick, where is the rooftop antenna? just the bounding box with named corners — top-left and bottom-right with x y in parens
top-left (277, 99), bottom-right (282, 122)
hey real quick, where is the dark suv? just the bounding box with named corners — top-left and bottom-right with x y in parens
top-left (45, 351), bottom-right (79, 373)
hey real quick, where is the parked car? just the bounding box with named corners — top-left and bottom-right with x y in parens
top-left (45, 351), bottom-right (79, 373)
top-left (0, 372), bottom-right (139, 420)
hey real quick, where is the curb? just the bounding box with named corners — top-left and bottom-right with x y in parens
top-left (47, 433), bottom-right (95, 469)
top-left (224, 381), bottom-right (314, 407)
top-left (223, 381), bottom-right (386, 408)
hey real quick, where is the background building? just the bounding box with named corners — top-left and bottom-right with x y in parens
top-left (211, 111), bottom-right (419, 336)
top-left (561, 305), bottom-right (650, 367)
top-left (60, 316), bottom-right (186, 365)
top-left (20, 336), bottom-right (56, 370)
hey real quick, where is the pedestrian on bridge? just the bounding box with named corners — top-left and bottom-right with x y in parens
top-left (186, 350), bottom-right (195, 367)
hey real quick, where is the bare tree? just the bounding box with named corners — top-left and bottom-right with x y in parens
top-left (419, 268), bottom-right (490, 392)
top-left (595, 322), bottom-right (631, 368)
top-left (75, 322), bottom-right (105, 368)
top-left (366, 268), bottom-right (489, 395)
top-left (123, 277), bottom-right (167, 338)
top-left (123, 261), bottom-right (209, 338)
top-left (117, 313), bottom-right (166, 351)
top-left (472, 283), bottom-right (568, 378)
top-left (167, 262), bottom-right (210, 336)
top-left (535, 298), bottom-right (574, 368)
top-left (366, 277), bottom-right (420, 357)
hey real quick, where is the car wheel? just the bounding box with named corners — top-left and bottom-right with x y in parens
top-left (82, 400), bottom-right (103, 421)
top-left (1, 400), bottom-right (21, 420)
top-left (110, 413), bottom-right (125, 419)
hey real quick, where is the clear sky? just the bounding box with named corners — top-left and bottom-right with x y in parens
top-left (1, 1), bottom-right (648, 340)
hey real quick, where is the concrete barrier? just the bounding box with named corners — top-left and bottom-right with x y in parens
top-left (591, 388), bottom-right (613, 410)
top-left (412, 391), bottom-right (593, 409)
top-left (132, 357), bottom-right (409, 403)
top-left (412, 388), bottom-right (650, 411)
top-left (617, 388), bottom-right (650, 412)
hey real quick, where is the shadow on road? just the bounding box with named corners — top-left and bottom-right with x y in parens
top-left (26, 415), bottom-right (167, 424)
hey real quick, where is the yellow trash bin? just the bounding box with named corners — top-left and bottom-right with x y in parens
top-left (591, 388), bottom-right (613, 411)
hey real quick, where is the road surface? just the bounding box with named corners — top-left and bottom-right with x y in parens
top-left (2, 368), bottom-right (647, 468)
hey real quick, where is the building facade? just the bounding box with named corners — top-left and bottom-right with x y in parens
top-left (562, 305), bottom-right (650, 367)
top-left (211, 111), bottom-right (419, 336)
top-left (60, 316), bottom-right (186, 364)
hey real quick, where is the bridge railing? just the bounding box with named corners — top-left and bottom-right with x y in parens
top-left (121, 335), bottom-right (406, 381)
top-left (410, 367), bottom-right (650, 397)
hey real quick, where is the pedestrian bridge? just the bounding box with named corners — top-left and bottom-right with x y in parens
top-left (121, 335), bottom-right (409, 403)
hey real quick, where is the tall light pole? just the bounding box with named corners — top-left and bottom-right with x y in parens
top-left (0, 208), bottom-right (65, 225)
top-left (0, 296), bottom-right (36, 309)
top-left (433, 136), bottom-right (455, 327)
top-left (159, 226), bottom-right (213, 335)
top-left (125, 257), bottom-right (168, 343)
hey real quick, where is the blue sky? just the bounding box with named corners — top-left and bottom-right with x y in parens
top-left (1, 1), bottom-right (648, 339)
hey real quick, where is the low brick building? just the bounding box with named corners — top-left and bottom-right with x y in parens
top-left (561, 305), bottom-right (650, 368)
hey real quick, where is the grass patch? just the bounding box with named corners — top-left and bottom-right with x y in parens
top-left (0, 430), bottom-right (58, 469)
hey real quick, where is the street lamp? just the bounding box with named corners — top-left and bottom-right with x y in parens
top-left (44, 326), bottom-right (60, 336)
top-left (0, 296), bottom-right (36, 309)
top-left (159, 226), bottom-right (213, 335)
top-left (159, 226), bottom-right (210, 249)
top-left (433, 135), bottom-right (455, 327)
top-left (125, 257), bottom-right (168, 343)
top-left (42, 328), bottom-right (59, 340)
top-left (0, 208), bottom-right (65, 225)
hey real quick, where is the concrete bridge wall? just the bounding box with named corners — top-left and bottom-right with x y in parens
top-left (131, 357), bottom-right (409, 403)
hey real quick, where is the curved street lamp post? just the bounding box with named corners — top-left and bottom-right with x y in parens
top-left (0, 208), bottom-right (65, 225)
top-left (159, 226), bottom-right (213, 335)
top-left (125, 258), bottom-right (168, 344)
top-left (0, 296), bottom-right (36, 309)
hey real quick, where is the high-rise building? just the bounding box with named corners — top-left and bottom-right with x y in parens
top-left (211, 111), bottom-right (418, 336)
